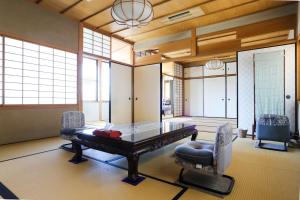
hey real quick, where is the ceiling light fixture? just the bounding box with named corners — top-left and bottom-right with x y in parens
top-left (205, 59), bottom-right (225, 70)
top-left (111, 0), bottom-right (154, 28)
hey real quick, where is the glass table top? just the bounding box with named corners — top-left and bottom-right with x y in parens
top-left (78, 121), bottom-right (195, 143)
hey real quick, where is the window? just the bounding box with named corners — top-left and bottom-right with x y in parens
top-left (82, 57), bottom-right (99, 101)
top-left (111, 38), bottom-right (132, 65)
top-left (101, 61), bottom-right (110, 101)
top-left (83, 28), bottom-right (111, 58)
top-left (1, 36), bottom-right (77, 105)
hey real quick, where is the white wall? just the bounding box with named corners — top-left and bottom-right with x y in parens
top-left (0, 0), bottom-right (79, 145)
top-left (0, 0), bottom-right (79, 52)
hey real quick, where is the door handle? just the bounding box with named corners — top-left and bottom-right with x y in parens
top-left (221, 98), bottom-right (224, 101)
top-left (129, 97), bottom-right (131, 100)
top-left (135, 97), bottom-right (138, 100)
top-left (227, 98), bottom-right (231, 101)
top-left (286, 95), bottom-right (291, 99)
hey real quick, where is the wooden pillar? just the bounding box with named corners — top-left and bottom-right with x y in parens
top-left (191, 29), bottom-right (197, 57)
top-left (77, 23), bottom-right (83, 111)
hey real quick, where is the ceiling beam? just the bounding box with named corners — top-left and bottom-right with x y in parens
top-left (60, 0), bottom-right (83, 14)
top-left (110, 0), bottom-right (215, 34)
top-left (191, 29), bottom-right (197, 56)
top-left (123, 0), bottom-right (259, 40)
top-left (94, 0), bottom-right (174, 30)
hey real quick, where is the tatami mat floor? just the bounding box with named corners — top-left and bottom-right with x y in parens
top-left (1, 117), bottom-right (300, 200)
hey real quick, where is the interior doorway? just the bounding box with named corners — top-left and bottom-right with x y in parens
top-left (162, 75), bottom-right (174, 119)
top-left (161, 62), bottom-right (183, 120)
top-left (82, 57), bottom-right (110, 124)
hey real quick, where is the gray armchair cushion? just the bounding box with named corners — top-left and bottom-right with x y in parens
top-left (61, 111), bottom-right (85, 129)
top-left (175, 141), bottom-right (214, 166)
top-left (256, 114), bottom-right (290, 142)
top-left (214, 123), bottom-right (233, 175)
top-left (257, 114), bottom-right (289, 126)
top-left (175, 123), bottom-right (233, 175)
top-left (61, 111), bottom-right (85, 141)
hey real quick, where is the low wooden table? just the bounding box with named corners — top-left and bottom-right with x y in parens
top-left (66, 121), bottom-right (198, 185)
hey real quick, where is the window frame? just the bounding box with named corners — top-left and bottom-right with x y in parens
top-left (82, 26), bottom-right (134, 67)
top-left (0, 33), bottom-right (79, 108)
top-left (82, 56), bottom-right (100, 102)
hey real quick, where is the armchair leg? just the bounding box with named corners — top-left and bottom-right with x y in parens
top-left (177, 169), bottom-right (235, 195)
top-left (284, 142), bottom-right (287, 151)
top-left (179, 168), bottom-right (184, 182)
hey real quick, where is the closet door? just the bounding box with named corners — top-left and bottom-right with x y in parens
top-left (134, 64), bottom-right (161, 122)
top-left (204, 77), bottom-right (225, 117)
top-left (111, 62), bottom-right (132, 124)
top-left (226, 76), bottom-right (237, 118)
top-left (184, 79), bottom-right (203, 116)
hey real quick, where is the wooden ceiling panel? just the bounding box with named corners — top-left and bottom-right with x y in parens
top-left (65, 0), bottom-right (115, 20)
top-left (152, 0), bottom-right (209, 18)
top-left (116, 0), bottom-right (257, 40)
top-left (118, 0), bottom-right (289, 42)
top-left (39, 0), bottom-right (79, 12)
top-left (101, 22), bottom-right (127, 33)
top-left (32, 0), bottom-right (292, 44)
top-left (149, 0), bottom-right (171, 5)
top-left (85, 8), bottom-right (112, 27)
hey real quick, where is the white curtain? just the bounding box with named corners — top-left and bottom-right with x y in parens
top-left (254, 50), bottom-right (284, 118)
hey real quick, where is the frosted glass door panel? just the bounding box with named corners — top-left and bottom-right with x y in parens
top-left (184, 79), bottom-right (203, 116)
top-left (204, 77), bottom-right (225, 117)
top-left (227, 76), bottom-right (237, 118)
top-left (111, 62), bottom-right (132, 124)
top-left (255, 51), bottom-right (284, 118)
top-left (134, 64), bottom-right (161, 122)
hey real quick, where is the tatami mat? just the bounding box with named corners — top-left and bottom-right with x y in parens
top-left (2, 137), bottom-right (298, 200)
top-left (0, 137), bottom-right (65, 162)
top-left (180, 138), bottom-right (300, 200)
top-left (0, 149), bottom-right (181, 200)
top-left (1, 117), bottom-right (300, 200)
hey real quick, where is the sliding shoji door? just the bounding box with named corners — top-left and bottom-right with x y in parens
top-left (184, 66), bottom-right (204, 116)
top-left (203, 77), bottom-right (226, 117)
top-left (134, 64), bottom-right (161, 122)
top-left (226, 62), bottom-right (237, 118)
top-left (203, 64), bottom-right (226, 117)
top-left (111, 62), bottom-right (132, 124)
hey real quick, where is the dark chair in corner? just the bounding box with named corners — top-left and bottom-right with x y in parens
top-left (60, 111), bottom-right (89, 160)
top-left (175, 123), bottom-right (234, 195)
top-left (256, 114), bottom-right (290, 151)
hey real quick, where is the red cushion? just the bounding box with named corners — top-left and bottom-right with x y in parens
top-left (93, 129), bottom-right (122, 139)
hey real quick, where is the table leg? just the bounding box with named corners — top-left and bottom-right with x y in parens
top-left (69, 141), bottom-right (88, 164)
top-left (191, 130), bottom-right (198, 141)
top-left (122, 155), bottom-right (145, 186)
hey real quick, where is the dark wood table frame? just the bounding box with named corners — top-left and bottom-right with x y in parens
top-left (68, 125), bottom-right (198, 185)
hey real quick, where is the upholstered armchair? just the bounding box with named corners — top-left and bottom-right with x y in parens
top-left (60, 111), bottom-right (90, 163)
top-left (256, 114), bottom-right (290, 151)
top-left (175, 123), bottom-right (234, 195)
